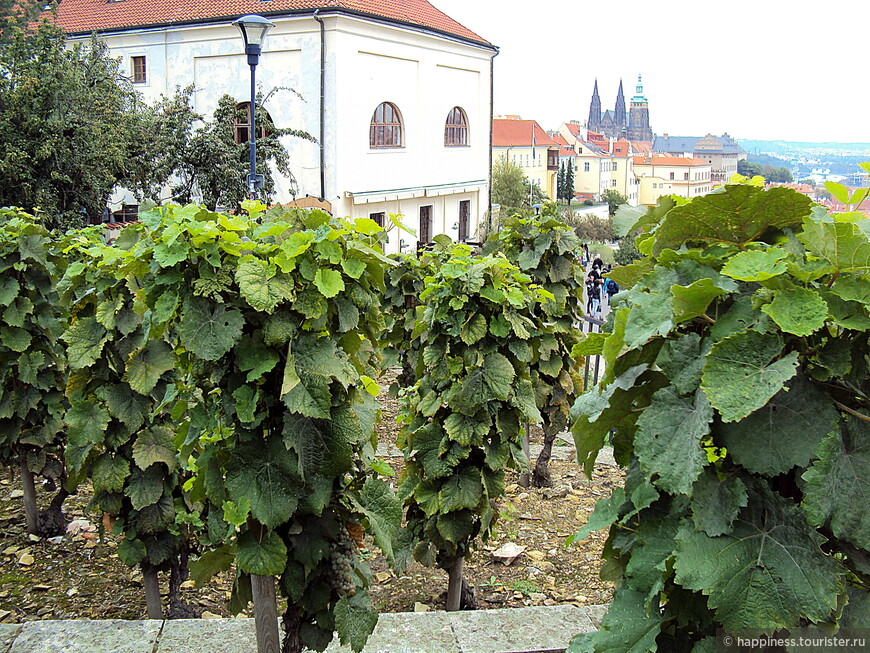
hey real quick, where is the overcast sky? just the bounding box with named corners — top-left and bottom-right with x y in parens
top-left (432, 0), bottom-right (869, 144)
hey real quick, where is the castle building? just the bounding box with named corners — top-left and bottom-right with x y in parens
top-left (587, 75), bottom-right (652, 143)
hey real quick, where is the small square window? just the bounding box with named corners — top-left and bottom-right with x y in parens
top-left (132, 56), bottom-right (146, 83)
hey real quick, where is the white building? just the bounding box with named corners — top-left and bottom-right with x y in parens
top-left (52, 1), bottom-right (497, 254)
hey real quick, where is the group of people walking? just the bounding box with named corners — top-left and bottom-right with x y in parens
top-left (581, 245), bottom-right (618, 317)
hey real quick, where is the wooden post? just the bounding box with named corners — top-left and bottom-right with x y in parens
top-left (141, 564), bottom-right (163, 619)
top-left (518, 424), bottom-right (531, 488)
top-left (251, 574), bottom-right (280, 653)
top-left (445, 557), bottom-right (463, 611)
top-left (20, 461), bottom-right (39, 536)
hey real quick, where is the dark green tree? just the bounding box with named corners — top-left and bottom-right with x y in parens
top-left (564, 161), bottom-right (575, 203)
top-left (601, 189), bottom-right (628, 216)
top-left (0, 21), bottom-right (146, 229)
top-left (557, 161), bottom-right (566, 202)
top-left (0, 0), bottom-right (43, 44)
top-left (492, 155), bottom-right (531, 218)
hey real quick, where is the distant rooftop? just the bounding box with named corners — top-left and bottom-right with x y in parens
top-left (653, 134), bottom-right (745, 155)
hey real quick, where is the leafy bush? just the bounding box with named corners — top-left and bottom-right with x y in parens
top-left (569, 179), bottom-right (870, 650)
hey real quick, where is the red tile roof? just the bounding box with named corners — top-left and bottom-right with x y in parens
top-left (47, 0), bottom-right (492, 46)
top-left (492, 119), bottom-right (558, 147)
top-left (633, 156), bottom-right (710, 167)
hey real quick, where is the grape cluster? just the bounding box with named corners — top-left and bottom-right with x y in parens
top-left (326, 527), bottom-right (357, 597)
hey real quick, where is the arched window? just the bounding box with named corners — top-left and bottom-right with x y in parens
top-left (444, 107), bottom-right (468, 146)
top-left (233, 102), bottom-right (269, 144)
top-left (369, 102), bottom-right (403, 148)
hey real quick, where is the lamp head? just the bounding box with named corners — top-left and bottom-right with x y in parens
top-left (233, 14), bottom-right (274, 57)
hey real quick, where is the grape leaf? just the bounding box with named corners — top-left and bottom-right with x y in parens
top-left (132, 426), bottom-right (177, 473)
top-left (334, 590), bottom-right (378, 653)
top-left (124, 341), bottom-right (175, 395)
top-left (760, 288), bottom-right (828, 337)
top-left (226, 438), bottom-right (300, 528)
top-left (102, 384), bottom-right (149, 432)
top-left (66, 400), bottom-right (111, 447)
top-left (460, 313), bottom-right (487, 345)
top-left (314, 267), bottom-right (345, 298)
top-left (136, 496), bottom-right (174, 534)
top-left (438, 466), bottom-right (483, 512)
top-left (282, 413), bottom-right (352, 480)
top-left (701, 331), bottom-right (798, 422)
top-left (624, 515), bottom-right (681, 598)
top-left (670, 279), bottom-right (726, 324)
top-left (690, 468), bottom-right (747, 537)
top-left (634, 387), bottom-right (713, 495)
top-left (674, 482), bottom-right (842, 630)
top-left (352, 478), bottom-right (402, 563)
top-left (236, 256), bottom-right (294, 312)
top-left (178, 297), bottom-right (244, 361)
top-left (567, 487), bottom-right (626, 545)
top-left (460, 353), bottom-right (515, 405)
top-left (236, 333), bottom-right (279, 383)
top-left (799, 219), bottom-right (870, 274)
top-left (624, 291), bottom-right (674, 349)
top-left (0, 277), bottom-right (19, 306)
top-left (656, 333), bottom-right (710, 395)
top-left (92, 452), bottom-right (130, 493)
top-left (721, 248), bottom-right (789, 281)
top-left (652, 185), bottom-right (812, 255)
top-left (802, 415), bottom-right (870, 548)
top-left (117, 538), bottom-right (147, 567)
top-left (236, 529), bottom-right (287, 576)
top-left (584, 588), bottom-right (661, 653)
top-left (718, 372), bottom-right (838, 476)
top-left (125, 465), bottom-right (166, 510)
top-left (62, 317), bottom-right (107, 368)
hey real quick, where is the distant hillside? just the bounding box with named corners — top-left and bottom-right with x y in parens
top-left (738, 139), bottom-right (870, 157)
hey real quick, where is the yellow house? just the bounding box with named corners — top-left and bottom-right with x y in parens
top-left (492, 118), bottom-right (559, 201)
top-left (633, 156), bottom-right (713, 205)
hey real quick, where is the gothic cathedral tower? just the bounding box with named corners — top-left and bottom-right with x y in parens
top-left (588, 79), bottom-right (601, 133)
top-left (614, 79), bottom-right (626, 131)
top-left (628, 74), bottom-right (652, 142)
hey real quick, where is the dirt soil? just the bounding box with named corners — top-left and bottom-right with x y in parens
top-left (0, 373), bottom-right (621, 623)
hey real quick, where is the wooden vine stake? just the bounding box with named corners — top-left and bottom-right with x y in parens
top-left (141, 564), bottom-right (163, 620)
top-left (251, 574), bottom-right (280, 653)
top-left (19, 461), bottom-right (38, 536)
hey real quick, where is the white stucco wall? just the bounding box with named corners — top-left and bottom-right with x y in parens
top-left (70, 13), bottom-right (494, 254)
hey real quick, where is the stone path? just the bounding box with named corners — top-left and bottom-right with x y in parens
top-left (0, 604), bottom-right (607, 652)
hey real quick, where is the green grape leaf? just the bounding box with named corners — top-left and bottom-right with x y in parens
top-left (335, 297), bottom-right (360, 332)
top-left (829, 275), bottom-right (870, 304)
top-left (178, 297), bottom-right (244, 361)
top-left (656, 333), bottom-right (709, 395)
top-left (624, 515), bottom-right (681, 597)
top-left (236, 333), bottom-right (279, 382)
top-left (334, 591), bottom-right (378, 653)
top-left (313, 267), bottom-right (345, 298)
top-left (721, 248), bottom-right (789, 281)
top-left (189, 546), bottom-right (235, 587)
top-left (0, 277), bottom-right (20, 306)
top-left (624, 291), bottom-right (674, 349)
top-left (799, 219), bottom-right (870, 274)
top-left (802, 416), bottom-right (870, 548)
top-left (439, 467), bottom-right (483, 512)
top-left (652, 185), bottom-right (812, 255)
top-left (66, 400), bottom-right (111, 447)
top-left (17, 350), bottom-right (45, 386)
top-left (443, 413), bottom-right (489, 447)
top-left (282, 413), bottom-right (352, 480)
top-left (132, 426), bottom-right (177, 473)
top-left (690, 468), bottom-right (747, 537)
top-left (102, 384), bottom-right (149, 432)
top-left (760, 288), bottom-right (828, 337)
top-left (585, 588), bottom-right (661, 653)
top-left (460, 313), bottom-right (487, 345)
top-left (92, 452), bottom-right (131, 494)
top-left (701, 331), bottom-right (798, 422)
top-left (460, 353), bottom-right (515, 405)
top-left (232, 385), bottom-right (259, 424)
top-left (353, 478), bottom-right (402, 563)
top-left (674, 482), bottom-right (842, 630)
top-left (718, 372), bottom-right (838, 476)
top-left (124, 341), bottom-right (175, 395)
top-left (670, 279), bottom-right (726, 324)
top-left (236, 256), bottom-right (293, 312)
top-left (125, 465), bottom-right (166, 511)
top-left (117, 538), bottom-right (147, 567)
top-left (136, 496), bottom-right (175, 534)
top-left (1, 325), bottom-right (31, 353)
top-left (436, 510), bottom-right (474, 544)
top-left (281, 361), bottom-right (331, 419)
top-left (62, 317), bottom-right (107, 368)
top-left (567, 487), bottom-right (625, 545)
top-left (236, 529), bottom-right (287, 576)
top-left (226, 438), bottom-right (300, 528)
top-left (635, 387), bottom-right (713, 495)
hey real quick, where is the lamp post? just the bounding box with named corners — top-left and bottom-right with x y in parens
top-left (233, 14), bottom-right (274, 199)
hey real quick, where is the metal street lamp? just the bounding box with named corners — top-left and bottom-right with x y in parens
top-left (233, 14), bottom-right (275, 198)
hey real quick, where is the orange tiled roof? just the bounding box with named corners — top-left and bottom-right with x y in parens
top-left (492, 119), bottom-right (558, 147)
top-left (633, 156), bottom-right (710, 167)
top-left (47, 0), bottom-right (492, 46)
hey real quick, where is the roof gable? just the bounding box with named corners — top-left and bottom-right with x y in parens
top-left (47, 0), bottom-right (492, 47)
top-left (492, 119), bottom-right (558, 147)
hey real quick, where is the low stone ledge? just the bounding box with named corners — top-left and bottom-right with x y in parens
top-left (7, 619), bottom-right (162, 653)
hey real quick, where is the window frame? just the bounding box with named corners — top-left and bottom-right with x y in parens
top-left (131, 56), bottom-right (146, 84)
top-left (233, 102), bottom-right (269, 145)
top-left (369, 102), bottom-right (404, 149)
top-left (444, 106), bottom-right (469, 147)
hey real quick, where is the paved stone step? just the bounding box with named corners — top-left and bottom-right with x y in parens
top-left (0, 604), bottom-right (607, 653)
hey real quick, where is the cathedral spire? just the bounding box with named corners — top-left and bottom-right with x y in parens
top-left (614, 79), bottom-right (626, 129)
top-left (588, 78), bottom-right (601, 132)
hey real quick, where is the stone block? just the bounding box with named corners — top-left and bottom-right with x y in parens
top-left (0, 624), bottom-right (21, 653)
top-left (157, 618), bottom-right (257, 652)
top-left (9, 619), bottom-right (162, 653)
top-left (325, 611), bottom-right (459, 653)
